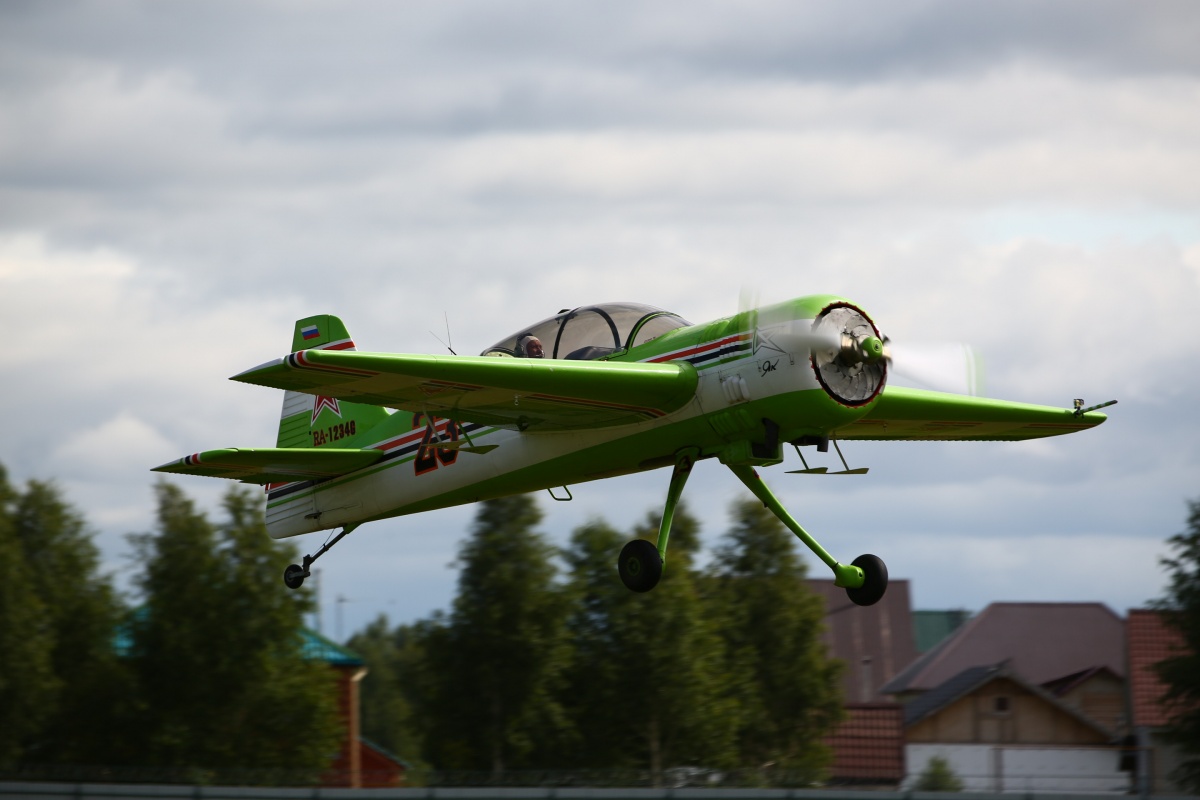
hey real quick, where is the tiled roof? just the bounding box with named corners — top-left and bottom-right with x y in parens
top-left (1127, 609), bottom-right (1184, 728)
top-left (824, 703), bottom-right (905, 784)
top-left (807, 578), bottom-right (918, 703)
top-left (882, 602), bottom-right (1125, 695)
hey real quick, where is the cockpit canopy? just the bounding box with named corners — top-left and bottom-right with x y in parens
top-left (481, 303), bottom-right (692, 361)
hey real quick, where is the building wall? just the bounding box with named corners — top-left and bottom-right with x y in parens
top-left (1058, 671), bottom-right (1125, 735)
top-left (324, 665), bottom-right (367, 787)
top-left (907, 678), bottom-right (1109, 745)
top-left (907, 744), bottom-right (1126, 794)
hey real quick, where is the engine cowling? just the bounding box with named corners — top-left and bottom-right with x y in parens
top-left (809, 302), bottom-right (888, 407)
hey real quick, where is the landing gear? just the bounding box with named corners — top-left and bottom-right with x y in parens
top-left (618, 447), bottom-right (697, 593)
top-left (727, 464), bottom-right (889, 606)
top-left (618, 539), bottom-right (663, 593)
top-left (846, 554), bottom-right (888, 607)
top-left (282, 524), bottom-right (359, 590)
top-left (283, 563), bottom-right (307, 589)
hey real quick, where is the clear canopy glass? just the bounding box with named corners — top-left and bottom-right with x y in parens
top-left (481, 303), bottom-right (691, 360)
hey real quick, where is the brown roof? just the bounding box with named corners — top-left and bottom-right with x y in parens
top-left (881, 602), bottom-right (1125, 695)
top-left (807, 578), bottom-right (918, 703)
top-left (1127, 609), bottom-right (1184, 728)
top-left (823, 703), bottom-right (905, 784)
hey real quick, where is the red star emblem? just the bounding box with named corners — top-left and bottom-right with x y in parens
top-left (312, 396), bottom-right (342, 424)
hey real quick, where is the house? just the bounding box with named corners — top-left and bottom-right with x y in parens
top-left (881, 602), bottom-right (1128, 793)
top-left (808, 579), bottom-right (917, 786)
top-left (822, 704), bottom-right (905, 787)
top-left (913, 609), bottom-right (972, 653)
top-left (902, 662), bottom-right (1125, 793)
top-left (1042, 665), bottom-right (1127, 735)
top-left (807, 578), bottom-right (919, 703)
top-left (1127, 609), bottom-right (1191, 795)
top-left (301, 629), bottom-right (407, 788)
top-left (882, 602), bottom-right (1126, 701)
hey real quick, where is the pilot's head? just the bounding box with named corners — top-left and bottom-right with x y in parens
top-left (517, 335), bottom-right (544, 358)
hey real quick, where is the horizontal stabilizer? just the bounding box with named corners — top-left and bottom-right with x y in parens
top-left (835, 386), bottom-right (1109, 442)
top-left (152, 447), bottom-right (384, 485)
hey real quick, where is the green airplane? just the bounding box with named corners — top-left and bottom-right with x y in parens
top-left (154, 296), bottom-right (1113, 606)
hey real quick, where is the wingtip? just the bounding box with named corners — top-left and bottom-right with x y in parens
top-left (230, 357), bottom-right (287, 383)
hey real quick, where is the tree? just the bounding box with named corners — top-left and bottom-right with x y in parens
top-left (559, 505), bottom-right (738, 776)
top-left (126, 483), bottom-right (341, 780)
top-left (0, 464), bottom-right (131, 767)
top-left (1154, 497), bottom-right (1200, 791)
top-left (913, 755), bottom-right (964, 792)
top-left (704, 498), bottom-right (843, 781)
top-left (0, 466), bottom-right (55, 767)
top-left (417, 495), bottom-right (572, 774)
top-left (345, 615), bottom-right (430, 771)
top-left (8, 475), bottom-right (130, 765)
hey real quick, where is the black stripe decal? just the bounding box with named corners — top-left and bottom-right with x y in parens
top-left (267, 422), bottom-right (489, 502)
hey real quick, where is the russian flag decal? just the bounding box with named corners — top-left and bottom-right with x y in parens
top-left (301, 325), bottom-right (320, 341)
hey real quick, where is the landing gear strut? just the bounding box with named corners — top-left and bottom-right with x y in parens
top-left (618, 448), bottom-right (697, 593)
top-left (283, 524), bottom-right (359, 590)
top-left (728, 464), bottom-right (888, 606)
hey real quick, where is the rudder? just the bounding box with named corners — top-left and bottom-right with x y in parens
top-left (276, 315), bottom-right (389, 448)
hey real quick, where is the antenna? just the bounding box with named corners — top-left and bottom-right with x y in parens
top-left (429, 311), bottom-right (457, 355)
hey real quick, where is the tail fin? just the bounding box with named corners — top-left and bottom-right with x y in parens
top-left (276, 315), bottom-right (389, 448)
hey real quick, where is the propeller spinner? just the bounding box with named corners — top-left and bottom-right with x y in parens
top-left (810, 303), bottom-right (888, 406)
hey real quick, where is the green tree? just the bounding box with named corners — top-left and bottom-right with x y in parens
top-left (126, 483), bottom-right (341, 780)
top-left (8, 476), bottom-right (131, 765)
top-left (559, 505), bottom-right (737, 776)
top-left (0, 464), bottom-right (131, 767)
top-left (1154, 498), bottom-right (1200, 791)
top-left (345, 615), bottom-right (429, 770)
top-left (418, 496), bottom-right (571, 774)
top-left (705, 498), bottom-right (843, 781)
top-left (913, 755), bottom-right (964, 792)
top-left (0, 466), bottom-right (56, 767)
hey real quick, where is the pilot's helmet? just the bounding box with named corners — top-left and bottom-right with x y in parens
top-left (517, 335), bottom-right (545, 358)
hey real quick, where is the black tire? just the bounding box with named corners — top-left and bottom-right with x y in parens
top-left (846, 554), bottom-right (888, 607)
top-left (283, 563), bottom-right (307, 590)
top-left (618, 539), bottom-right (663, 593)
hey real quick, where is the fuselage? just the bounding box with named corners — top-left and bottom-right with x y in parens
top-left (265, 295), bottom-right (879, 538)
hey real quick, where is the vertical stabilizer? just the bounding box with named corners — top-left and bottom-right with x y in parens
top-left (276, 315), bottom-right (389, 448)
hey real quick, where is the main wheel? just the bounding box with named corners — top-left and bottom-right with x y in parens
top-left (618, 539), bottom-right (663, 593)
top-left (283, 563), bottom-right (307, 590)
top-left (846, 554), bottom-right (888, 606)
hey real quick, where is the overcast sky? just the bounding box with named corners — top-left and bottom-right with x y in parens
top-left (3, 1), bottom-right (1199, 641)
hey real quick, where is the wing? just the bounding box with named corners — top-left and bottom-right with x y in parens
top-left (231, 351), bottom-right (699, 431)
top-left (833, 386), bottom-right (1109, 441)
top-left (152, 448), bottom-right (384, 484)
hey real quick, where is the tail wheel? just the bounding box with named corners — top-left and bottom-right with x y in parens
top-left (618, 539), bottom-right (663, 593)
top-left (283, 564), bottom-right (307, 590)
top-left (846, 554), bottom-right (888, 606)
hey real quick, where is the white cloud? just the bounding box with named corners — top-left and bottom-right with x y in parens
top-left (52, 412), bottom-right (175, 472)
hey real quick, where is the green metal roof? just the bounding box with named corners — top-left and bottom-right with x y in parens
top-left (113, 611), bottom-right (364, 667)
top-left (300, 627), bottom-right (365, 666)
top-left (912, 609), bottom-right (972, 653)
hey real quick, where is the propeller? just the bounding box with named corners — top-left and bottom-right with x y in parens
top-left (739, 289), bottom-right (983, 398)
top-left (882, 337), bottom-right (984, 396)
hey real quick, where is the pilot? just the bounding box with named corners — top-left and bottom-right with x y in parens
top-left (517, 335), bottom-right (544, 358)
